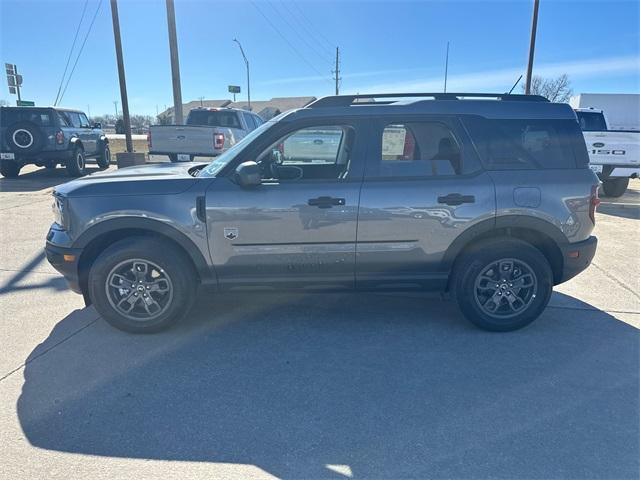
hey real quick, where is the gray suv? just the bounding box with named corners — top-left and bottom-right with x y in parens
top-left (0, 106), bottom-right (110, 178)
top-left (45, 93), bottom-right (599, 333)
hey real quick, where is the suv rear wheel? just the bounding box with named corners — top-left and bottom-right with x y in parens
top-left (88, 237), bottom-right (197, 333)
top-left (0, 160), bottom-right (21, 178)
top-left (453, 238), bottom-right (553, 332)
top-left (66, 146), bottom-right (87, 177)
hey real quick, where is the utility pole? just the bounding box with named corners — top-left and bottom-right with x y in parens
top-left (166, 0), bottom-right (184, 124)
top-left (87, 104), bottom-right (91, 120)
top-left (444, 41), bottom-right (449, 93)
top-left (334, 47), bottom-right (340, 95)
top-left (525, 0), bottom-right (540, 95)
top-left (233, 39), bottom-right (250, 110)
top-left (113, 101), bottom-right (118, 118)
top-left (198, 96), bottom-right (204, 107)
top-left (110, 0), bottom-right (133, 152)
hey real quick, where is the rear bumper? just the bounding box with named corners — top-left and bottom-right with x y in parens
top-left (45, 242), bottom-right (83, 294)
top-left (1, 149), bottom-right (73, 164)
top-left (557, 236), bottom-right (598, 284)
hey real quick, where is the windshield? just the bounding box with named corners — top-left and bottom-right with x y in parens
top-left (199, 120), bottom-right (275, 177)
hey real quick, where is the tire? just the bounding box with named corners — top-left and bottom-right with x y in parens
top-left (88, 237), bottom-right (198, 333)
top-left (65, 146), bottom-right (87, 177)
top-left (601, 177), bottom-right (629, 198)
top-left (0, 160), bottom-right (21, 178)
top-left (44, 161), bottom-right (57, 169)
top-left (4, 121), bottom-right (44, 154)
top-left (452, 238), bottom-right (553, 332)
top-left (168, 154), bottom-right (178, 163)
top-left (96, 143), bottom-right (111, 169)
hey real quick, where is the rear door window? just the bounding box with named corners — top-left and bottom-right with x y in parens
top-left (373, 121), bottom-right (462, 177)
top-left (65, 112), bottom-right (83, 128)
top-left (463, 117), bottom-right (579, 169)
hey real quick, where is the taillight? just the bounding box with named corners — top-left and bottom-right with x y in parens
top-left (147, 131), bottom-right (152, 148)
top-left (214, 133), bottom-right (224, 150)
top-left (55, 130), bottom-right (64, 145)
top-left (589, 184), bottom-right (600, 224)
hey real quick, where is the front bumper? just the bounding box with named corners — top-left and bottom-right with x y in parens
top-left (45, 236), bottom-right (83, 294)
top-left (558, 236), bottom-right (598, 284)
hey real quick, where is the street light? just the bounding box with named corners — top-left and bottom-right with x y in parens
top-left (233, 38), bottom-right (250, 110)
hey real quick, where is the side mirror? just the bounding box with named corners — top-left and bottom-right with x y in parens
top-left (235, 161), bottom-right (261, 187)
top-left (92, 122), bottom-right (102, 129)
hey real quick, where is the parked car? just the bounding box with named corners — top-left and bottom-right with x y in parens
top-left (574, 108), bottom-right (639, 197)
top-left (46, 92), bottom-right (599, 334)
top-left (0, 106), bottom-right (110, 178)
top-left (148, 107), bottom-right (264, 162)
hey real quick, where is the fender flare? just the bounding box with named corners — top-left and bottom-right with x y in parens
top-left (440, 215), bottom-right (566, 272)
top-left (69, 137), bottom-right (83, 150)
top-left (98, 134), bottom-right (109, 145)
top-left (74, 217), bottom-right (214, 284)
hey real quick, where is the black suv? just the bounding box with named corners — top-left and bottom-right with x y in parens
top-left (0, 106), bottom-right (111, 178)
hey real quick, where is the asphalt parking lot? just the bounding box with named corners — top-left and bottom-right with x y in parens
top-left (1, 164), bottom-right (638, 479)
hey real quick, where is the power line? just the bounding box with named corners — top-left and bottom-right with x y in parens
top-left (249, 0), bottom-right (332, 84)
top-left (289, 0), bottom-right (335, 52)
top-left (54, 0), bottom-right (89, 105)
top-left (58, 0), bottom-right (103, 105)
top-left (266, 0), bottom-right (333, 67)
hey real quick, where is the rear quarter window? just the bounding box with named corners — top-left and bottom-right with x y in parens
top-left (462, 116), bottom-right (583, 170)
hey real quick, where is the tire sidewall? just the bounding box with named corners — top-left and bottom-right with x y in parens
top-left (601, 178), bottom-right (628, 198)
top-left (66, 146), bottom-right (86, 177)
top-left (97, 143), bottom-right (111, 169)
top-left (88, 238), bottom-right (196, 333)
top-left (454, 240), bottom-right (553, 332)
top-left (5, 121), bottom-right (44, 154)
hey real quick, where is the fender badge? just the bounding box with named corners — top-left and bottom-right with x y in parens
top-left (224, 228), bottom-right (238, 240)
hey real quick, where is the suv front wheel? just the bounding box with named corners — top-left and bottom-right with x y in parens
top-left (88, 237), bottom-right (197, 333)
top-left (453, 238), bottom-right (553, 332)
top-left (97, 143), bottom-right (111, 169)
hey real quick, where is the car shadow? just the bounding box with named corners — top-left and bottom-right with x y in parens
top-left (16, 292), bottom-right (639, 479)
top-left (0, 161), bottom-right (106, 193)
top-left (597, 203), bottom-right (640, 220)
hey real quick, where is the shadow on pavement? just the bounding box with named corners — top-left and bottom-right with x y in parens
top-left (17, 292), bottom-right (639, 479)
top-left (0, 163), bottom-right (106, 193)
top-left (597, 203), bottom-right (640, 220)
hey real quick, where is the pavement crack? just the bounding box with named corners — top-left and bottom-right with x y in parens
top-left (0, 316), bottom-right (101, 383)
top-left (590, 261), bottom-right (640, 301)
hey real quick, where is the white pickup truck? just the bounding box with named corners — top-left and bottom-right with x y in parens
top-left (575, 108), bottom-right (639, 197)
top-left (148, 107), bottom-right (264, 162)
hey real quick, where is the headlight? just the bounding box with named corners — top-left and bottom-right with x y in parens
top-left (52, 195), bottom-right (66, 228)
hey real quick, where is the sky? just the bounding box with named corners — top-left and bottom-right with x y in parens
top-left (1, 0), bottom-right (638, 116)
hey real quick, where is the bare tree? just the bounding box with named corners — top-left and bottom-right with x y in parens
top-left (523, 74), bottom-right (573, 103)
top-left (0, 99), bottom-right (10, 107)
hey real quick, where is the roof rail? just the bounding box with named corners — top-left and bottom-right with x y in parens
top-left (307, 92), bottom-right (548, 108)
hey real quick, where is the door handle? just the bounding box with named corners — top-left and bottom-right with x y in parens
top-left (307, 196), bottom-right (346, 208)
top-left (437, 193), bottom-right (475, 206)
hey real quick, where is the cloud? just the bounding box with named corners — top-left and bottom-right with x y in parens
top-left (347, 55), bottom-right (640, 93)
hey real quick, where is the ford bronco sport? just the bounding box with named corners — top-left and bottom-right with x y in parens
top-left (45, 93), bottom-right (599, 333)
top-left (0, 106), bottom-right (110, 178)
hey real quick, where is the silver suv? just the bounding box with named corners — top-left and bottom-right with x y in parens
top-left (45, 93), bottom-right (600, 333)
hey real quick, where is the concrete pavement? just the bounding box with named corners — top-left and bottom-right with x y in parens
top-left (1, 167), bottom-right (638, 479)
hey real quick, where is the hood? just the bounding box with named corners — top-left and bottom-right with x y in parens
top-left (54, 162), bottom-right (207, 197)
